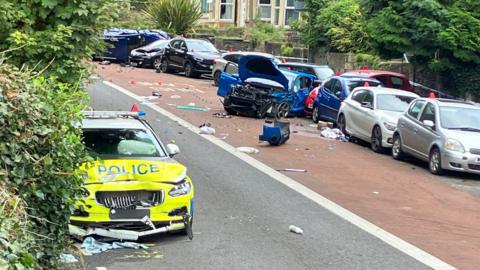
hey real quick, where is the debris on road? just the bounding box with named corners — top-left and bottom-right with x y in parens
top-left (152, 90), bottom-right (162, 97)
top-left (259, 119), bottom-right (290, 146)
top-left (219, 133), bottom-right (229, 139)
top-left (176, 105), bottom-right (210, 111)
top-left (140, 96), bottom-right (160, 104)
top-left (99, 60), bottom-right (111, 65)
top-left (170, 94), bottom-right (181, 99)
top-left (81, 237), bottom-right (147, 254)
top-left (309, 124), bottom-right (318, 129)
top-left (199, 125), bottom-right (216, 135)
top-left (317, 121), bottom-right (334, 129)
top-left (277, 168), bottom-right (307, 173)
top-left (236, 146), bottom-right (259, 154)
top-left (59, 253), bottom-right (78, 263)
top-left (289, 225), bottom-right (304, 235)
top-left (213, 112), bottom-right (232, 119)
top-left (320, 127), bottom-right (348, 142)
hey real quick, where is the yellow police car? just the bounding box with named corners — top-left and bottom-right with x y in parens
top-left (69, 111), bottom-right (194, 241)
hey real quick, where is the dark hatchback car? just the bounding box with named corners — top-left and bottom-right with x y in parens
top-left (129, 39), bottom-right (169, 69)
top-left (278, 63), bottom-right (334, 86)
top-left (158, 38), bottom-right (221, 78)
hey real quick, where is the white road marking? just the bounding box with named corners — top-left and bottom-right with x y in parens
top-left (96, 267), bottom-right (107, 270)
top-left (102, 80), bottom-right (457, 270)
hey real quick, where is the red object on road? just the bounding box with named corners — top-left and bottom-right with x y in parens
top-left (130, 103), bottom-right (139, 112)
top-left (130, 80), bottom-right (135, 84)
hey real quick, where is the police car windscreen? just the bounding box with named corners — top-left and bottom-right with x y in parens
top-left (83, 129), bottom-right (166, 158)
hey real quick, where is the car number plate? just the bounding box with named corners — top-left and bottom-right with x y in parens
top-left (109, 208), bottom-right (150, 220)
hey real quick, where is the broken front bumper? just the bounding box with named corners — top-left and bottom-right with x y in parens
top-left (70, 180), bottom-right (194, 240)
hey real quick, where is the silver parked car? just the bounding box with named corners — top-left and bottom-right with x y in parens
top-left (212, 52), bottom-right (275, 86)
top-left (392, 98), bottom-right (480, 175)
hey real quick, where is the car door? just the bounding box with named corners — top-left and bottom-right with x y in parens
top-left (414, 102), bottom-right (438, 159)
top-left (316, 78), bottom-right (333, 120)
top-left (217, 62), bottom-right (241, 97)
top-left (291, 76), bottom-right (312, 112)
top-left (326, 79), bottom-right (344, 121)
top-left (163, 40), bottom-right (177, 64)
top-left (343, 89), bottom-right (366, 136)
top-left (400, 100), bottom-right (426, 155)
top-left (355, 90), bottom-right (376, 140)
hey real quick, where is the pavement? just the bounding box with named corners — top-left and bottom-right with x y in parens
top-left (86, 80), bottom-right (431, 270)
top-left (87, 63), bottom-right (480, 270)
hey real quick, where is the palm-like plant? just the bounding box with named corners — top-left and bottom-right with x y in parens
top-left (144, 0), bottom-right (202, 35)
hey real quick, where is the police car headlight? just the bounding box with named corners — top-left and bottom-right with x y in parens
top-left (169, 181), bottom-right (191, 197)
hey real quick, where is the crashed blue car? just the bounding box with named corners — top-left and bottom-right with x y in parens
top-left (217, 55), bottom-right (316, 118)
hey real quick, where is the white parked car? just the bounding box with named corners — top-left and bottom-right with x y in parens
top-left (337, 87), bottom-right (419, 153)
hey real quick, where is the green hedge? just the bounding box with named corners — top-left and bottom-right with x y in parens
top-left (0, 64), bottom-right (89, 269)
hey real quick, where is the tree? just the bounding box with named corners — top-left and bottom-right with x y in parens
top-left (144, 0), bottom-right (202, 35)
top-left (0, 0), bottom-right (119, 84)
top-left (294, 0), bottom-right (370, 53)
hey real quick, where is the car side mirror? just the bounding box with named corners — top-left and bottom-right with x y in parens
top-left (361, 101), bottom-right (373, 109)
top-left (423, 120), bottom-right (435, 129)
top-left (166, 144), bottom-right (180, 157)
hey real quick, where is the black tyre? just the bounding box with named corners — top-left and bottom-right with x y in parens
top-left (337, 114), bottom-right (347, 135)
top-left (223, 97), bottom-right (237, 115)
top-left (185, 62), bottom-right (197, 78)
top-left (275, 102), bottom-right (290, 119)
top-left (429, 147), bottom-right (445, 175)
top-left (312, 106), bottom-right (319, 123)
top-left (213, 71), bottom-right (221, 86)
top-left (160, 59), bottom-right (171, 73)
top-left (392, 134), bottom-right (404, 160)
top-left (153, 58), bottom-right (162, 70)
top-left (180, 216), bottom-right (194, 240)
top-left (371, 126), bottom-right (384, 153)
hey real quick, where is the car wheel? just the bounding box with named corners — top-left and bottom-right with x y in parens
top-left (371, 126), bottom-right (384, 153)
top-left (312, 106), bottom-right (319, 123)
top-left (275, 102), bottom-right (290, 119)
top-left (392, 134), bottom-right (404, 160)
top-left (223, 97), bottom-right (237, 115)
top-left (185, 63), bottom-right (197, 78)
top-left (180, 216), bottom-right (193, 240)
top-left (161, 59), bottom-right (170, 73)
top-left (153, 58), bottom-right (162, 70)
top-left (213, 71), bottom-right (221, 86)
top-left (429, 147), bottom-right (445, 175)
top-left (337, 114), bottom-right (347, 135)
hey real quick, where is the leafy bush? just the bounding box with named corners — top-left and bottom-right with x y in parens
top-left (281, 44), bottom-right (294, 57)
top-left (0, 64), bottom-right (90, 269)
top-left (356, 53), bottom-right (381, 69)
top-left (145, 0), bottom-right (202, 34)
top-left (245, 20), bottom-right (285, 44)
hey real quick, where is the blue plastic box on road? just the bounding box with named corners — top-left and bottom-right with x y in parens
top-left (259, 119), bottom-right (290, 146)
top-left (100, 29), bottom-right (169, 62)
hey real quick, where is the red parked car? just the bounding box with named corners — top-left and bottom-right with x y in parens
top-left (340, 70), bottom-right (412, 91)
top-left (304, 70), bottom-right (412, 116)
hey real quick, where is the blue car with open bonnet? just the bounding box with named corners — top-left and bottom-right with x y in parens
top-left (217, 55), bottom-right (316, 118)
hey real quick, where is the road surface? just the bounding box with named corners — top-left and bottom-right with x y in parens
top-left (85, 80), bottom-right (434, 270)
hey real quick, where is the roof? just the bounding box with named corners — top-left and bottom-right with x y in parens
top-left (353, 87), bottom-right (419, 97)
top-left (82, 118), bottom-right (147, 130)
top-left (279, 62), bottom-right (331, 68)
top-left (416, 98), bottom-right (478, 108)
top-left (222, 51), bottom-right (274, 58)
top-left (342, 70), bottom-right (407, 78)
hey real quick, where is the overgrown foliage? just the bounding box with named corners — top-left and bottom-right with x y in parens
top-left (0, 0), bottom-right (119, 85)
top-left (245, 20), bottom-right (285, 44)
top-left (0, 64), bottom-right (90, 269)
top-left (294, 0), bottom-right (369, 53)
top-left (145, 0), bottom-right (202, 35)
top-left (0, 0), bottom-right (120, 269)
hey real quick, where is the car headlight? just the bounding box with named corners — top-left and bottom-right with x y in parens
top-left (169, 181), bottom-right (191, 197)
top-left (444, 138), bottom-right (465, 153)
top-left (194, 57), bottom-right (204, 62)
top-left (383, 122), bottom-right (397, 131)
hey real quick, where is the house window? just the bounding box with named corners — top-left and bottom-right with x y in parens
top-left (285, 0), bottom-right (299, 25)
top-left (200, 0), bottom-right (209, 13)
top-left (258, 0), bottom-right (272, 20)
top-left (274, 0), bottom-right (280, 25)
top-left (220, 0), bottom-right (233, 20)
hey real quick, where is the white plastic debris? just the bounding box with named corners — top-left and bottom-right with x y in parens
top-left (199, 126), bottom-right (216, 135)
top-left (170, 95), bottom-right (181, 99)
top-left (320, 128), bottom-right (348, 142)
top-left (289, 225), bottom-right (303, 235)
top-left (187, 102), bottom-right (196, 106)
top-left (236, 147), bottom-right (259, 154)
top-left (60, 253), bottom-right (78, 263)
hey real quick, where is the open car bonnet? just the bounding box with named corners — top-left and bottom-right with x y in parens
top-left (239, 55), bottom-right (290, 90)
top-left (80, 159), bottom-right (186, 184)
